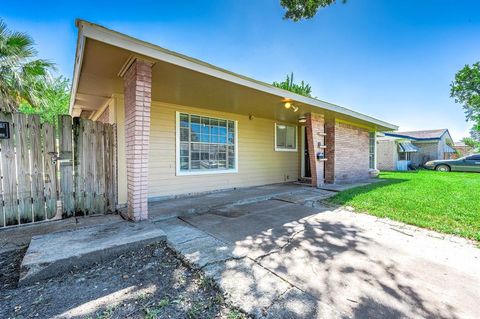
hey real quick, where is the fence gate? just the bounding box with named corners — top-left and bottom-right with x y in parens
top-left (0, 113), bottom-right (117, 228)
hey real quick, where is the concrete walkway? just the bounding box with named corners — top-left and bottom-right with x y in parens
top-left (155, 187), bottom-right (480, 319)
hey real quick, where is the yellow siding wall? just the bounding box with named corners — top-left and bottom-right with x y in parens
top-left (115, 99), bottom-right (299, 203)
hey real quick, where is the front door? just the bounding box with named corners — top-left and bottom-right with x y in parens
top-left (303, 127), bottom-right (311, 178)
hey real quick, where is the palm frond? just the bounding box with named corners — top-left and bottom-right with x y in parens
top-left (0, 19), bottom-right (55, 112)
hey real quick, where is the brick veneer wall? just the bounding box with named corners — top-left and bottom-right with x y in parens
top-left (377, 139), bottom-right (397, 171)
top-left (324, 118), bottom-right (335, 183)
top-left (334, 122), bottom-right (370, 182)
top-left (305, 113), bottom-right (325, 186)
top-left (97, 106), bottom-right (109, 124)
top-left (123, 59), bottom-right (152, 221)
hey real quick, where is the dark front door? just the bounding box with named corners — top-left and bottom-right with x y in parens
top-left (304, 127), bottom-right (311, 178)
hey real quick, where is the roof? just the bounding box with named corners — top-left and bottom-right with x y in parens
top-left (385, 129), bottom-right (451, 141)
top-left (454, 142), bottom-right (472, 147)
top-left (444, 145), bottom-right (456, 153)
top-left (70, 20), bottom-right (398, 131)
top-left (398, 141), bottom-right (419, 153)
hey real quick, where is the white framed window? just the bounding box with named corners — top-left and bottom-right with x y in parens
top-left (176, 112), bottom-right (238, 175)
top-left (275, 123), bottom-right (297, 152)
top-left (369, 132), bottom-right (376, 169)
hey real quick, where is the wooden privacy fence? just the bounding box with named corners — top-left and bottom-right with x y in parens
top-left (0, 113), bottom-right (117, 228)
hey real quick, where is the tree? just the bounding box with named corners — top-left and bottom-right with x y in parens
top-left (470, 126), bottom-right (480, 141)
top-left (461, 137), bottom-right (480, 152)
top-left (280, 0), bottom-right (346, 21)
top-left (19, 76), bottom-right (70, 124)
top-left (0, 19), bottom-right (54, 112)
top-left (450, 62), bottom-right (480, 139)
top-left (273, 72), bottom-right (313, 97)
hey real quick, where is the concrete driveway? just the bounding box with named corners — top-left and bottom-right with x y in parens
top-left (182, 195), bottom-right (480, 318)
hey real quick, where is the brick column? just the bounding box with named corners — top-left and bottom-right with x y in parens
top-left (324, 117), bottom-right (336, 184)
top-left (123, 59), bottom-right (152, 221)
top-left (305, 113), bottom-right (325, 187)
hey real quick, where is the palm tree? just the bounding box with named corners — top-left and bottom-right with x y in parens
top-left (273, 72), bottom-right (313, 97)
top-left (0, 19), bottom-right (54, 112)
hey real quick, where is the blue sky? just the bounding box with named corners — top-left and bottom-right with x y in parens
top-left (1, 0), bottom-right (479, 140)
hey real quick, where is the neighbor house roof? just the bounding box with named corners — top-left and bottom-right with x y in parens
top-left (454, 141), bottom-right (470, 147)
top-left (444, 144), bottom-right (456, 153)
top-left (385, 129), bottom-right (451, 141)
top-left (70, 20), bottom-right (398, 131)
top-left (398, 141), bottom-right (420, 153)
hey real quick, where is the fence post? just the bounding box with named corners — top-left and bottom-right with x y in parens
top-left (59, 115), bottom-right (74, 217)
top-left (73, 118), bottom-right (85, 214)
top-left (94, 121), bottom-right (106, 214)
top-left (42, 122), bottom-right (58, 219)
top-left (30, 115), bottom-right (46, 221)
top-left (13, 113), bottom-right (32, 223)
top-left (0, 113), bottom-right (14, 226)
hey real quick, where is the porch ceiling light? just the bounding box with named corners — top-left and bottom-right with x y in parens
top-left (284, 102), bottom-right (292, 109)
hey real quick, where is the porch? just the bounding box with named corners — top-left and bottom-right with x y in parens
top-left (70, 20), bottom-right (397, 221)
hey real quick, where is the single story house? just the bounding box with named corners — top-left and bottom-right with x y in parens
top-left (69, 20), bottom-right (397, 220)
top-left (376, 134), bottom-right (419, 171)
top-left (377, 129), bottom-right (455, 170)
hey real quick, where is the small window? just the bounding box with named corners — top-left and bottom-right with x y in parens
top-left (398, 152), bottom-right (411, 161)
top-left (275, 123), bottom-right (297, 151)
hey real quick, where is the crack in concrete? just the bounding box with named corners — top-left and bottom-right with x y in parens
top-left (171, 234), bottom-right (211, 246)
top-left (260, 284), bottom-right (293, 316)
top-left (199, 255), bottom-right (245, 270)
top-left (254, 213), bottom-right (319, 262)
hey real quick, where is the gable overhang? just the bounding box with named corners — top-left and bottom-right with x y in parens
top-left (70, 19), bottom-right (398, 131)
top-left (384, 133), bottom-right (441, 141)
top-left (384, 129), bottom-right (453, 142)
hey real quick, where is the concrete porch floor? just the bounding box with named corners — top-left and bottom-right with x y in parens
top-left (147, 183), bottom-right (336, 221)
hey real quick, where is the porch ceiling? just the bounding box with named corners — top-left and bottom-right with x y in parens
top-left (72, 20), bottom-right (398, 130)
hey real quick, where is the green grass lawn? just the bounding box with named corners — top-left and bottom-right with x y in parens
top-left (328, 170), bottom-right (480, 241)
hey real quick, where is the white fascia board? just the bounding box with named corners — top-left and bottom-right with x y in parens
top-left (69, 22), bottom-right (86, 114)
top-left (75, 20), bottom-right (398, 130)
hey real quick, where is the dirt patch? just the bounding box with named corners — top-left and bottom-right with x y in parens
top-left (0, 242), bottom-right (248, 319)
top-left (0, 248), bottom-right (27, 290)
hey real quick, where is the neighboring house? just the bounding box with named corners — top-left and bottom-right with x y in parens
top-left (69, 20), bottom-right (397, 220)
top-left (379, 129), bottom-right (455, 169)
top-left (453, 141), bottom-right (474, 158)
top-left (376, 134), bottom-right (419, 171)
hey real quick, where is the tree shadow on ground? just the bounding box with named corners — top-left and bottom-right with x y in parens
top-left (186, 196), bottom-right (465, 319)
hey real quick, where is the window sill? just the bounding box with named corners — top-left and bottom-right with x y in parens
top-left (275, 148), bottom-right (298, 152)
top-left (176, 168), bottom-right (238, 176)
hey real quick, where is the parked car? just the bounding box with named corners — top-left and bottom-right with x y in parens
top-left (424, 154), bottom-right (480, 172)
